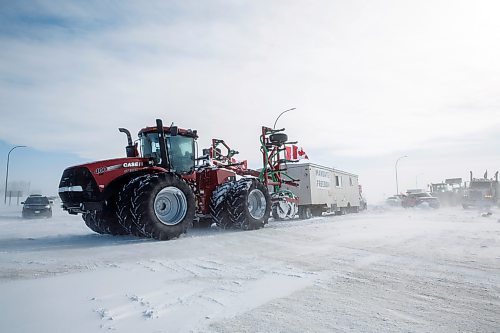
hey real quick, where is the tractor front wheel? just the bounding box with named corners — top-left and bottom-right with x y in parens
top-left (83, 200), bottom-right (128, 236)
top-left (118, 173), bottom-right (195, 240)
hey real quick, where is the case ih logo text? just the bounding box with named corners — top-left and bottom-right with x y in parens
top-left (123, 162), bottom-right (143, 168)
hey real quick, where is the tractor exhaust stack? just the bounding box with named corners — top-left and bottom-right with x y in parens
top-left (119, 128), bottom-right (138, 157)
top-left (156, 119), bottom-right (170, 169)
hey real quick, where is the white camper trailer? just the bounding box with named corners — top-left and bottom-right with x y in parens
top-left (282, 163), bottom-right (361, 218)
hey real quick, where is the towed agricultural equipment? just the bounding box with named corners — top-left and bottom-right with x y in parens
top-left (258, 125), bottom-right (362, 219)
top-left (58, 119), bottom-right (271, 240)
top-left (259, 126), bottom-right (303, 219)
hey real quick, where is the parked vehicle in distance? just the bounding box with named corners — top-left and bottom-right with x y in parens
top-left (462, 171), bottom-right (499, 209)
top-left (386, 194), bottom-right (405, 207)
top-left (402, 192), bottom-right (440, 209)
top-left (430, 178), bottom-right (463, 206)
top-left (21, 195), bottom-right (53, 218)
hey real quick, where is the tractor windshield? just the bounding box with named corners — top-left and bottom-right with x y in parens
top-left (140, 133), bottom-right (195, 174)
top-left (470, 181), bottom-right (492, 190)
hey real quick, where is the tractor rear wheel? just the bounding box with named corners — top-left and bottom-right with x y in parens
top-left (194, 218), bottom-right (213, 228)
top-left (118, 173), bottom-right (195, 240)
top-left (210, 181), bottom-right (236, 229)
top-left (228, 178), bottom-right (271, 230)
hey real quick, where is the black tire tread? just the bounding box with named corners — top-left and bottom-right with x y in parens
top-left (118, 173), bottom-right (195, 240)
top-left (117, 176), bottom-right (150, 237)
top-left (209, 181), bottom-right (236, 229)
top-left (228, 178), bottom-right (271, 230)
top-left (83, 203), bottom-right (128, 236)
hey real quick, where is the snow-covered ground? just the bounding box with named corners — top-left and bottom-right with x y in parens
top-left (0, 204), bottom-right (499, 333)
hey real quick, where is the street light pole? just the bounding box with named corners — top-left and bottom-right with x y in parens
top-left (4, 145), bottom-right (27, 204)
top-left (395, 155), bottom-right (408, 195)
top-left (273, 107), bottom-right (296, 129)
top-left (415, 173), bottom-right (424, 188)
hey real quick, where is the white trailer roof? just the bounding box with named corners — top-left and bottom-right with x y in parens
top-left (286, 162), bottom-right (359, 178)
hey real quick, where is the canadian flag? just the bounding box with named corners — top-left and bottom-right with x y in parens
top-left (285, 145), bottom-right (309, 160)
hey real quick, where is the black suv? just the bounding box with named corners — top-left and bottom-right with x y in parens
top-left (21, 195), bottom-right (53, 218)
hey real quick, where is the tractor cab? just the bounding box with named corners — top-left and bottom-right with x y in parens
top-left (137, 122), bottom-right (198, 175)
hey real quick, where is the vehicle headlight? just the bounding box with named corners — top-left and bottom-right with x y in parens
top-left (45, 205), bottom-right (51, 209)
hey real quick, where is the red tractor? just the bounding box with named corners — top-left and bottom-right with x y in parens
top-left (58, 119), bottom-right (271, 240)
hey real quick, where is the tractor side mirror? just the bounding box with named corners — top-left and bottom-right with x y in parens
top-left (170, 126), bottom-right (178, 136)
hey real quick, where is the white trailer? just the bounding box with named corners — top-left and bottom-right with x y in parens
top-left (282, 163), bottom-right (361, 218)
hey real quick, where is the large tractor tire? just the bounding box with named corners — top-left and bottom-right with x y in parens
top-left (82, 212), bottom-right (106, 234)
top-left (117, 173), bottom-right (195, 240)
top-left (117, 176), bottom-right (153, 237)
top-left (83, 200), bottom-right (128, 236)
top-left (228, 178), bottom-right (271, 230)
top-left (210, 181), bottom-right (236, 229)
top-left (193, 218), bottom-right (213, 228)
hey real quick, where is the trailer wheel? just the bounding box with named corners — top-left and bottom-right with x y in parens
top-left (119, 173), bottom-right (195, 240)
top-left (311, 207), bottom-right (323, 217)
top-left (229, 178), bottom-right (271, 230)
top-left (299, 206), bottom-right (312, 219)
top-left (210, 181), bottom-right (236, 229)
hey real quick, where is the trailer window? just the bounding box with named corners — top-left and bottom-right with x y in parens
top-left (349, 177), bottom-right (353, 186)
top-left (335, 176), bottom-right (342, 187)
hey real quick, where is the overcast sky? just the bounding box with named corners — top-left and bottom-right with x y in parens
top-left (1, 0), bottom-right (500, 202)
